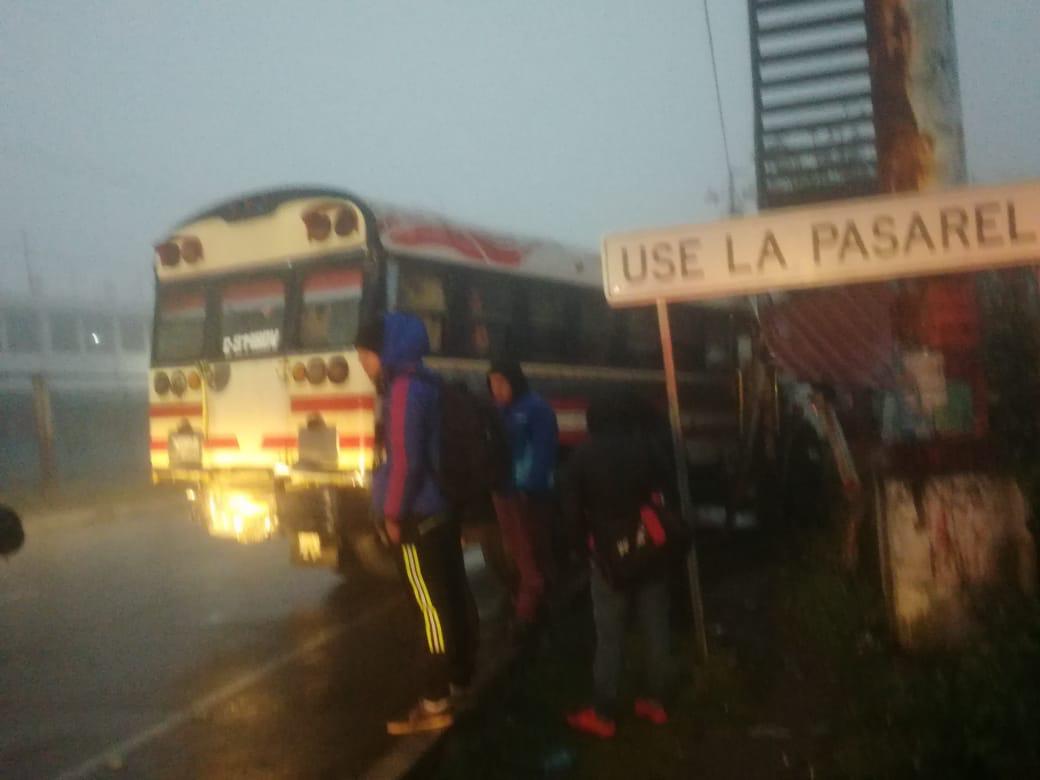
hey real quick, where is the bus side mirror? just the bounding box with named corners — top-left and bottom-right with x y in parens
top-left (0, 505), bottom-right (25, 558)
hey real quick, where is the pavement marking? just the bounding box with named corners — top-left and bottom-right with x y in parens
top-left (54, 596), bottom-right (403, 780)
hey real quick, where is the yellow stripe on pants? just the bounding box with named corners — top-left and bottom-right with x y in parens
top-left (409, 545), bottom-right (446, 654)
top-left (403, 544), bottom-right (445, 654)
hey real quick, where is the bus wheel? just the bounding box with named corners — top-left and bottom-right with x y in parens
top-left (330, 489), bottom-right (398, 581)
top-left (341, 529), bottom-right (399, 581)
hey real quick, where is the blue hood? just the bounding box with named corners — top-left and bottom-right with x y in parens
top-left (381, 312), bottom-right (430, 374)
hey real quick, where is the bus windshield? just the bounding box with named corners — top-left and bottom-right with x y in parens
top-left (153, 263), bottom-right (365, 364)
top-left (220, 278), bottom-right (286, 358)
top-left (154, 289), bottom-right (206, 363)
top-left (299, 267), bottom-right (363, 350)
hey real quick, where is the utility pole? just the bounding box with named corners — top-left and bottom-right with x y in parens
top-left (21, 228), bottom-right (41, 298)
top-left (22, 227), bottom-right (55, 487)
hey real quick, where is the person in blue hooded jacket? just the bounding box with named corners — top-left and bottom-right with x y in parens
top-left (487, 358), bottom-right (560, 601)
top-left (355, 312), bottom-right (476, 735)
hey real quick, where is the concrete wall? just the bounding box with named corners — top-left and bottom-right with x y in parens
top-left (0, 381), bottom-right (149, 491)
top-left (1, 294), bottom-right (152, 492)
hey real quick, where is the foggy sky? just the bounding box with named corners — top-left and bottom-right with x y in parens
top-left (2, 0), bottom-right (1038, 304)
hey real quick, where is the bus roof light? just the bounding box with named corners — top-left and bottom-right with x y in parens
top-left (334, 207), bottom-right (358, 237)
top-left (156, 242), bottom-right (181, 267)
top-left (181, 236), bottom-right (204, 264)
top-left (302, 211), bottom-right (331, 242)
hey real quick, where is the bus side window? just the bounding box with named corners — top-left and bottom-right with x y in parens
top-left (398, 265), bottom-right (448, 353)
top-left (704, 315), bottom-right (734, 370)
top-left (154, 290), bottom-right (207, 362)
top-left (577, 292), bottom-right (613, 365)
top-left (618, 307), bottom-right (662, 369)
top-left (299, 267), bottom-right (363, 350)
top-left (464, 272), bottom-right (515, 359)
top-left (525, 282), bottom-right (571, 363)
top-left (670, 304), bottom-right (705, 371)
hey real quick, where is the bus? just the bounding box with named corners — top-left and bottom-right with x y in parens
top-left (149, 187), bottom-right (754, 573)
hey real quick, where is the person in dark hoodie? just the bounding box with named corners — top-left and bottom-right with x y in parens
top-left (355, 312), bottom-right (476, 735)
top-left (562, 395), bottom-right (675, 738)
top-left (486, 359), bottom-right (559, 628)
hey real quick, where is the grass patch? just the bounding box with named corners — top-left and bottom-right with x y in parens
top-left (775, 537), bottom-right (1040, 779)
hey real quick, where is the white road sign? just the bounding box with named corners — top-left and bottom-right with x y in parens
top-left (602, 179), bottom-right (1040, 306)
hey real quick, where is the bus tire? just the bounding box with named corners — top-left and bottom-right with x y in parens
top-left (341, 529), bottom-right (399, 581)
top-left (331, 489), bottom-right (398, 582)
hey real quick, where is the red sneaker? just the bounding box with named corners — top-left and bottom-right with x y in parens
top-left (634, 698), bottom-right (668, 725)
top-left (566, 707), bottom-right (616, 739)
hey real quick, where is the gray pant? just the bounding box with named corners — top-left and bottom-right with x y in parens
top-left (590, 563), bottom-right (673, 717)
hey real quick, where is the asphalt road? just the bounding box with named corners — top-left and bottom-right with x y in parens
top-left (0, 495), bottom-right (497, 779)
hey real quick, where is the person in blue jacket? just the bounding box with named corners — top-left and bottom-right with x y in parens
top-left (487, 359), bottom-right (560, 608)
top-left (356, 312), bottom-right (476, 735)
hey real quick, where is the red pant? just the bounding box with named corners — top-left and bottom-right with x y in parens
top-left (492, 493), bottom-right (545, 624)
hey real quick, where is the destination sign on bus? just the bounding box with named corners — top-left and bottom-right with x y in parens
top-left (602, 179), bottom-right (1040, 305)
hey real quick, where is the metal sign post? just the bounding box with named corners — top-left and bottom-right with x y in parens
top-left (656, 300), bottom-right (709, 662)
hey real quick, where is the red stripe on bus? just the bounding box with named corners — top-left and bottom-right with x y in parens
top-left (204, 437), bottom-right (239, 449)
top-left (260, 435), bottom-right (376, 449)
top-left (558, 430), bottom-right (587, 446)
top-left (338, 435), bottom-right (377, 449)
top-left (149, 403), bottom-right (203, 418)
top-left (151, 436), bottom-right (237, 449)
top-left (290, 395), bottom-right (375, 413)
top-left (261, 436), bottom-right (298, 449)
top-left (223, 279), bottom-right (284, 301)
top-left (161, 292), bottom-right (206, 312)
top-left (303, 269), bottom-right (362, 292)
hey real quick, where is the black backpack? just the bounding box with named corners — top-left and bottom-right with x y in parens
top-left (592, 490), bottom-right (688, 586)
top-left (581, 434), bottom-right (690, 586)
top-left (434, 380), bottom-right (512, 510)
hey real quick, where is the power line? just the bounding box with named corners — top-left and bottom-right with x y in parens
top-left (701, 0), bottom-right (736, 214)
